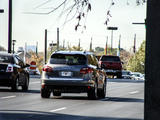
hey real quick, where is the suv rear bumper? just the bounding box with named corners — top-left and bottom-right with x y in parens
top-left (41, 78), bottom-right (95, 93)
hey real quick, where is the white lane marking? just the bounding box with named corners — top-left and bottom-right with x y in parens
top-left (50, 107), bottom-right (67, 112)
top-left (129, 91), bottom-right (139, 94)
top-left (30, 81), bottom-right (40, 84)
top-left (1, 96), bottom-right (16, 99)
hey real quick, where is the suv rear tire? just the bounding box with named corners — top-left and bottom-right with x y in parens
top-left (11, 78), bottom-right (19, 91)
top-left (22, 76), bottom-right (29, 91)
top-left (41, 87), bottom-right (51, 98)
top-left (97, 81), bottom-right (106, 98)
top-left (87, 83), bottom-right (98, 100)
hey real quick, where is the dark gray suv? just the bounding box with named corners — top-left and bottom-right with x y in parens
top-left (41, 51), bottom-right (107, 99)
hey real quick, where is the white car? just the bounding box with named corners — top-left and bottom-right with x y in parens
top-left (130, 72), bottom-right (144, 80)
top-left (122, 70), bottom-right (132, 79)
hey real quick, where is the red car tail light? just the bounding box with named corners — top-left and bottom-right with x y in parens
top-left (80, 67), bottom-right (93, 74)
top-left (42, 66), bottom-right (53, 72)
top-left (6, 64), bottom-right (14, 72)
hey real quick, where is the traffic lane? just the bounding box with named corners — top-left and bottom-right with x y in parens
top-left (0, 97), bottom-right (143, 120)
top-left (107, 78), bottom-right (144, 97)
top-left (0, 78), bottom-right (142, 102)
top-left (0, 96), bottom-right (143, 120)
top-left (0, 78), bottom-right (144, 120)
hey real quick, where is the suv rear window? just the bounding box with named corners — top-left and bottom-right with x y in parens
top-left (50, 54), bottom-right (86, 65)
top-left (101, 56), bottom-right (120, 62)
top-left (0, 55), bottom-right (13, 63)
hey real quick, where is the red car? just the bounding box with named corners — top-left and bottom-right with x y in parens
top-left (99, 55), bottom-right (123, 78)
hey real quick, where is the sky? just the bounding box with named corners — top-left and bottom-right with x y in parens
top-left (0, 0), bottom-right (146, 52)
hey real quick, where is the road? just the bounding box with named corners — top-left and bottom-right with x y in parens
top-left (0, 76), bottom-right (144, 120)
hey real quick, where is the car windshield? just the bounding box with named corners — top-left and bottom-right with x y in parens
top-left (0, 55), bottom-right (13, 63)
top-left (50, 54), bottom-right (86, 65)
top-left (101, 56), bottom-right (120, 62)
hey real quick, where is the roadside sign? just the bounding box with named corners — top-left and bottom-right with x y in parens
top-left (30, 61), bottom-right (36, 70)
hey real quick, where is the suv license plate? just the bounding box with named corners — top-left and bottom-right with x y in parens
top-left (61, 71), bottom-right (72, 77)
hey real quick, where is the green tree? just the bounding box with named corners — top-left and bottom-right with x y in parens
top-left (127, 41), bottom-right (145, 73)
top-left (120, 49), bottom-right (132, 70)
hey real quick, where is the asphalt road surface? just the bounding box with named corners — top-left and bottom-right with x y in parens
top-left (0, 76), bottom-right (144, 120)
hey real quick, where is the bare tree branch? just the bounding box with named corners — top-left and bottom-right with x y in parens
top-left (24, 0), bottom-right (146, 30)
top-left (34, 0), bottom-right (52, 9)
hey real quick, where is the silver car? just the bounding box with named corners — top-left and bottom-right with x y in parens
top-left (41, 51), bottom-right (107, 99)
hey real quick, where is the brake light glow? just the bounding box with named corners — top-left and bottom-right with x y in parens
top-left (80, 67), bottom-right (93, 74)
top-left (42, 66), bottom-right (53, 72)
top-left (6, 64), bottom-right (14, 72)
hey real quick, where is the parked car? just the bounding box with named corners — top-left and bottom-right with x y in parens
top-left (0, 52), bottom-right (30, 91)
top-left (99, 55), bottom-right (123, 78)
top-left (122, 70), bottom-right (132, 79)
top-left (130, 72), bottom-right (144, 80)
top-left (41, 51), bottom-right (107, 99)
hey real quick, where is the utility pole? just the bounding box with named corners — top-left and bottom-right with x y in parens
top-left (44, 29), bottom-right (47, 64)
top-left (89, 37), bottom-right (92, 52)
top-left (144, 0), bottom-right (160, 120)
top-left (8, 0), bottom-right (12, 53)
top-left (117, 35), bottom-right (121, 56)
top-left (12, 40), bottom-right (16, 53)
top-left (78, 39), bottom-right (80, 50)
top-left (105, 36), bottom-right (108, 55)
top-left (63, 40), bottom-right (65, 49)
top-left (57, 28), bottom-right (59, 51)
top-left (107, 27), bottom-right (118, 53)
top-left (133, 34), bottom-right (136, 53)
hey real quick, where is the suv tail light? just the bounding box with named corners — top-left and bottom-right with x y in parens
top-left (42, 66), bottom-right (53, 72)
top-left (6, 64), bottom-right (14, 72)
top-left (80, 67), bottom-right (93, 74)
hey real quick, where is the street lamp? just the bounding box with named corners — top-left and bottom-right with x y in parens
top-left (107, 27), bottom-right (118, 53)
top-left (12, 40), bottom-right (16, 54)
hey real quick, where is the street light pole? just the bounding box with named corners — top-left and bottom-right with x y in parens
top-left (8, 0), bottom-right (12, 53)
top-left (107, 27), bottom-right (118, 53)
top-left (44, 29), bottom-right (47, 64)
